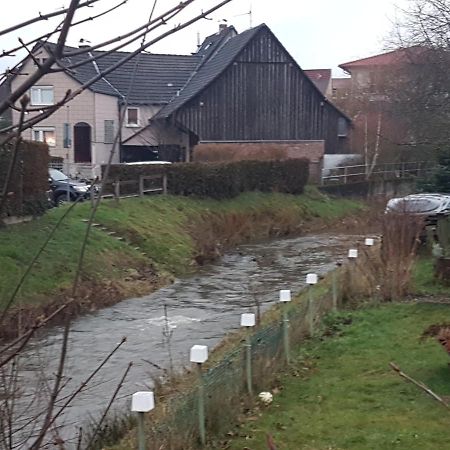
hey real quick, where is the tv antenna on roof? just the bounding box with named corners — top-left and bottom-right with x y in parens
top-left (234, 3), bottom-right (253, 28)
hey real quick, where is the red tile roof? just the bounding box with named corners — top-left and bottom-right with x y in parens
top-left (339, 46), bottom-right (425, 71)
top-left (304, 69), bottom-right (331, 95)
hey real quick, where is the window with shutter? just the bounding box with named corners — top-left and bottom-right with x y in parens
top-left (104, 120), bottom-right (115, 143)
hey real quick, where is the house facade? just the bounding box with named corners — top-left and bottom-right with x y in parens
top-left (6, 24), bottom-right (350, 177)
top-left (334, 47), bottom-right (425, 159)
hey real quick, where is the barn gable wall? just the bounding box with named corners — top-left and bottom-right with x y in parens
top-left (174, 27), bottom-right (346, 154)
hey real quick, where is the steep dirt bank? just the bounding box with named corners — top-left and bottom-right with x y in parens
top-left (0, 189), bottom-right (366, 340)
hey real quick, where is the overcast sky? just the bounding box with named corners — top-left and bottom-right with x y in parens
top-left (0, 0), bottom-right (409, 77)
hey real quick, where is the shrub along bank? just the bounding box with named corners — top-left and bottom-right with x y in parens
top-left (105, 158), bottom-right (309, 199)
top-left (0, 188), bottom-right (363, 338)
top-left (0, 141), bottom-right (49, 219)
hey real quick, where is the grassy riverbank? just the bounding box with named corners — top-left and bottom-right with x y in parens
top-left (0, 188), bottom-right (363, 334)
top-left (225, 302), bottom-right (450, 450)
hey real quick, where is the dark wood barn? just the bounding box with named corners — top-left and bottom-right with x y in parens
top-left (156, 24), bottom-right (350, 155)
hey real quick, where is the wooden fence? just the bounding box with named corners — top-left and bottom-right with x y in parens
top-left (100, 174), bottom-right (167, 203)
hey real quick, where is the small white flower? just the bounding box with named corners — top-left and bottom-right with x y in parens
top-left (258, 391), bottom-right (273, 405)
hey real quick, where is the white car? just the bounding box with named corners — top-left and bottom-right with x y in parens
top-left (386, 193), bottom-right (450, 225)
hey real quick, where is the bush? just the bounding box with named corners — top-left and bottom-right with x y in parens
top-left (103, 159), bottom-right (309, 200)
top-left (0, 141), bottom-right (49, 218)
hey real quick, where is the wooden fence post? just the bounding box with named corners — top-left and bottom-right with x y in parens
top-left (139, 176), bottom-right (144, 197)
top-left (114, 180), bottom-right (120, 204)
top-left (162, 174), bottom-right (168, 195)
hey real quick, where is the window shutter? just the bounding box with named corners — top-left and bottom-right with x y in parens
top-left (104, 120), bottom-right (115, 144)
top-left (63, 123), bottom-right (71, 148)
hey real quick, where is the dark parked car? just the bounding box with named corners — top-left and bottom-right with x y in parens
top-left (385, 193), bottom-right (450, 225)
top-left (48, 168), bottom-right (94, 206)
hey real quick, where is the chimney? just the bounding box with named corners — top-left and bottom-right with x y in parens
top-left (219, 23), bottom-right (227, 32)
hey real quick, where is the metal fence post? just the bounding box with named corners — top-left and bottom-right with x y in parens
top-left (279, 290), bottom-right (291, 365)
top-left (197, 363), bottom-right (206, 446)
top-left (245, 334), bottom-right (253, 396)
top-left (241, 314), bottom-right (255, 396)
top-left (305, 274), bottom-right (318, 336)
top-left (332, 269), bottom-right (338, 312)
top-left (190, 345), bottom-right (208, 447)
top-left (282, 304), bottom-right (290, 364)
top-left (137, 412), bottom-right (146, 450)
top-left (308, 288), bottom-right (314, 336)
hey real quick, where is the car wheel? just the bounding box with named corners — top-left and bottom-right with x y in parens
top-left (55, 193), bottom-right (71, 206)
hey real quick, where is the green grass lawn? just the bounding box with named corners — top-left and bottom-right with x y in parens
top-left (226, 303), bottom-right (450, 450)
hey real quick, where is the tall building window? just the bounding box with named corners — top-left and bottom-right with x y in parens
top-left (32, 127), bottom-right (56, 146)
top-left (30, 86), bottom-right (54, 105)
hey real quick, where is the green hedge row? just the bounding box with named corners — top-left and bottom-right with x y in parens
top-left (0, 141), bottom-right (49, 218)
top-left (104, 159), bottom-right (309, 199)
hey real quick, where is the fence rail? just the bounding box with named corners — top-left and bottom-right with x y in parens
top-left (321, 161), bottom-right (435, 185)
top-left (99, 174), bottom-right (167, 202)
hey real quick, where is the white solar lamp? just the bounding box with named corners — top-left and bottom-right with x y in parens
top-left (365, 238), bottom-right (375, 246)
top-left (279, 289), bottom-right (291, 302)
top-left (131, 391), bottom-right (155, 450)
top-left (190, 344), bottom-right (208, 364)
top-left (348, 249), bottom-right (358, 259)
top-left (131, 391), bottom-right (155, 413)
top-left (306, 273), bottom-right (318, 285)
top-left (241, 313), bottom-right (256, 327)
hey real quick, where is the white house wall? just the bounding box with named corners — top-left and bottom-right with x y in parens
top-left (120, 104), bottom-right (161, 143)
top-left (10, 47), bottom-right (120, 175)
top-left (93, 92), bottom-right (120, 166)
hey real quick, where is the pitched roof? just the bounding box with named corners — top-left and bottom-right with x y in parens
top-left (42, 42), bottom-right (201, 104)
top-left (303, 69), bottom-right (331, 95)
top-left (339, 46), bottom-right (425, 71)
top-left (155, 24), bottom-right (266, 119)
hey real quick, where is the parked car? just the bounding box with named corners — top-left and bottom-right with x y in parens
top-left (385, 193), bottom-right (450, 225)
top-left (48, 168), bottom-right (94, 206)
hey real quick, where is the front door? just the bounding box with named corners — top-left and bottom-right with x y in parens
top-left (74, 122), bottom-right (92, 163)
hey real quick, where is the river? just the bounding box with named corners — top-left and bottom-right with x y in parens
top-left (11, 232), bottom-right (363, 447)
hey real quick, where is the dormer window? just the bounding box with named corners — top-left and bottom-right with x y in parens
top-left (30, 86), bottom-right (54, 105)
top-left (126, 107), bottom-right (139, 127)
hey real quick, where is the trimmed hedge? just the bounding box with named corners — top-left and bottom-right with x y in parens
top-left (104, 159), bottom-right (309, 199)
top-left (0, 141), bottom-right (50, 218)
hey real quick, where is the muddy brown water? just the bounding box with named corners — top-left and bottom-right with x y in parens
top-left (12, 233), bottom-right (363, 447)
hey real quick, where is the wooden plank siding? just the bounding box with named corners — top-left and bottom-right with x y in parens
top-left (174, 27), bottom-right (348, 154)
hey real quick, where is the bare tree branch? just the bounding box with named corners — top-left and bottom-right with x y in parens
top-left (84, 362), bottom-right (133, 449)
top-left (29, 320), bottom-right (71, 449)
top-left (0, 0), bottom-right (101, 37)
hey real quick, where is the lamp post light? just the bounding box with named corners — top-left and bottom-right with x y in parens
top-left (279, 289), bottom-right (291, 364)
top-left (190, 344), bottom-right (208, 447)
top-left (241, 313), bottom-right (256, 396)
top-left (306, 273), bottom-right (318, 336)
top-left (131, 391), bottom-right (155, 450)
